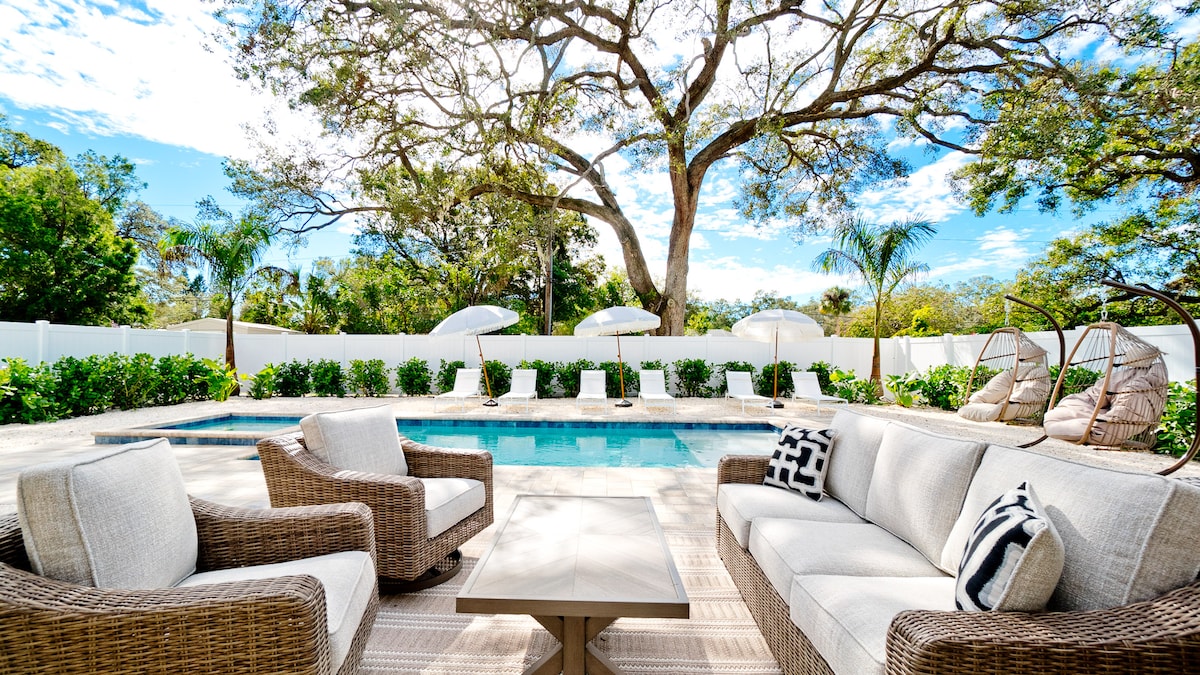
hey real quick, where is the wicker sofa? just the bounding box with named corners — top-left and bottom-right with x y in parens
top-left (717, 409), bottom-right (1200, 674)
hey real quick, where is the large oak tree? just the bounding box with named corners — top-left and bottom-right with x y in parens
top-left (216, 0), bottom-right (1154, 333)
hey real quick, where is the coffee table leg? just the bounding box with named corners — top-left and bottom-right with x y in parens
top-left (529, 616), bottom-right (620, 674)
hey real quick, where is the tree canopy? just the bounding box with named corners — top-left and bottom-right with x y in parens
top-left (216, 0), bottom-right (1153, 334)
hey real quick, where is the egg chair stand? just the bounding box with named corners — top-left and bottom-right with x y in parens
top-left (958, 327), bottom-right (1053, 426)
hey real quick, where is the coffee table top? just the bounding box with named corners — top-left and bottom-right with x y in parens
top-left (456, 495), bottom-right (689, 619)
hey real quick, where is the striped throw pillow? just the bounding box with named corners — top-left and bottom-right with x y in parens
top-left (955, 481), bottom-right (1064, 611)
top-left (763, 425), bottom-right (835, 501)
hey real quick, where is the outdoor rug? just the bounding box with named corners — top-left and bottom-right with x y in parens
top-left (360, 523), bottom-right (783, 674)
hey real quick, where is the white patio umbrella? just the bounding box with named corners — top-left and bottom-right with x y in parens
top-left (731, 309), bottom-right (823, 408)
top-left (574, 306), bottom-right (661, 407)
top-left (430, 305), bottom-right (520, 406)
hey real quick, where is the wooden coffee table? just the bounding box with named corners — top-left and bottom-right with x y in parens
top-left (456, 495), bottom-right (690, 675)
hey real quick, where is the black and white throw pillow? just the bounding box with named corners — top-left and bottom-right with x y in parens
top-left (955, 481), bottom-right (1064, 611)
top-left (762, 425), bottom-right (835, 501)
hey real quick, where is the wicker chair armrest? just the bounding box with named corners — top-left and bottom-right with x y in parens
top-left (0, 562), bottom-right (333, 674)
top-left (192, 497), bottom-right (376, 571)
top-left (887, 581), bottom-right (1200, 674)
top-left (402, 439), bottom-right (494, 483)
top-left (718, 454), bottom-right (771, 485)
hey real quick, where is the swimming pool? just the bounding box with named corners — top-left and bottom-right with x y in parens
top-left (94, 415), bottom-right (780, 467)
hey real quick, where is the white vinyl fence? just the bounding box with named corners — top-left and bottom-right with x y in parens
top-left (2, 320), bottom-right (1194, 394)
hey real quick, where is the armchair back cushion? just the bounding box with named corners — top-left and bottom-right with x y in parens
top-left (943, 444), bottom-right (1200, 612)
top-left (301, 404), bottom-right (408, 476)
top-left (864, 424), bottom-right (985, 569)
top-left (16, 438), bottom-right (198, 588)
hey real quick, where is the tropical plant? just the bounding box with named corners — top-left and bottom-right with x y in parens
top-left (1157, 380), bottom-right (1197, 457)
top-left (814, 217), bottom-right (937, 389)
top-left (885, 372), bottom-right (924, 408)
top-left (807, 361), bottom-right (834, 393)
top-left (819, 287), bottom-right (854, 336)
top-left (829, 369), bottom-right (883, 405)
top-left (243, 362), bottom-right (278, 400)
top-left (200, 357), bottom-right (239, 402)
top-left (0, 358), bottom-right (59, 424)
top-left (160, 199), bottom-right (292, 388)
top-left (275, 360), bottom-right (312, 397)
top-left (673, 359), bottom-right (713, 398)
top-left (918, 364), bottom-right (974, 410)
top-left (311, 358), bottom-right (346, 397)
top-left (395, 358), bottom-right (432, 396)
top-left (348, 359), bottom-right (391, 397)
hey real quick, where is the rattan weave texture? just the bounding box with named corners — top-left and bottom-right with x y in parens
top-left (716, 454), bottom-right (1200, 674)
top-left (0, 500), bottom-right (380, 674)
top-left (257, 432), bottom-right (494, 582)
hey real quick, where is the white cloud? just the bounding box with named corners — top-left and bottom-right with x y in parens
top-left (0, 0), bottom-right (316, 159)
top-left (926, 226), bottom-right (1034, 280)
top-left (857, 152), bottom-right (972, 223)
top-left (688, 255), bottom-right (856, 302)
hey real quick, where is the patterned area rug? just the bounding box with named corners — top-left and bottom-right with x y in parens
top-left (360, 523), bottom-right (783, 674)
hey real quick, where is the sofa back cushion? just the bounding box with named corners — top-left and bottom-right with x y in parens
top-left (864, 424), bottom-right (985, 569)
top-left (17, 438), bottom-right (198, 588)
top-left (300, 404), bottom-right (407, 475)
top-left (823, 409), bottom-right (891, 517)
top-left (942, 445), bottom-right (1200, 611)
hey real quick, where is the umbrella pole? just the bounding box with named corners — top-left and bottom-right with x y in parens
top-left (770, 327), bottom-right (784, 409)
top-left (615, 332), bottom-right (632, 407)
top-left (477, 335), bottom-right (497, 406)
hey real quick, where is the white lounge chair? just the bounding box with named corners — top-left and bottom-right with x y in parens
top-left (435, 368), bottom-right (482, 409)
top-left (498, 368), bottom-right (538, 411)
top-left (576, 370), bottom-right (608, 410)
top-left (637, 370), bottom-right (676, 413)
top-left (791, 371), bottom-right (849, 412)
top-left (725, 371), bottom-right (771, 413)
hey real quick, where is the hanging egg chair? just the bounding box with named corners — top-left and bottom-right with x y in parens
top-left (958, 327), bottom-right (1053, 424)
top-left (1042, 321), bottom-right (1169, 450)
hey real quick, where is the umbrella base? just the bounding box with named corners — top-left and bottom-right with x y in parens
top-left (615, 400), bottom-right (633, 408)
top-left (483, 399), bottom-right (498, 407)
top-left (768, 400), bottom-right (785, 409)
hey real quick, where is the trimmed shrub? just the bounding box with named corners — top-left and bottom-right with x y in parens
top-left (918, 364), bottom-right (973, 410)
top-left (275, 360), bottom-right (312, 397)
top-left (243, 363), bottom-right (278, 400)
top-left (348, 358), bottom-right (391, 397)
top-left (518, 359), bottom-right (557, 399)
top-left (807, 361), bottom-right (833, 392)
top-left (714, 361), bottom-right (754, 396)
top-left (483, 360), bottom-right (512, 397)
top-left (53, 355), bottom-right (116, 415)
top-left (200, 358), bottom-right (239, 402)
top-left (554, 359), bottom-right (595, 397)
top-left (395, 358), bottom-right (432, 396)
top-left (311, 358), bottom-right (346, 397)
top-left (0, 358), bottom-right (59, 424)
top-left (597, 360), bottom-right (636, 398)
top-left (112, 353), bottom-right (160, 410)
top-left (757, 361), bottom-right (796, 398)
top-left (155, 354), bottom-right (197, 406)
top-left (673, 358), bottom-right (713, 397)
top-left (436, 359), bottom-right (467, 393)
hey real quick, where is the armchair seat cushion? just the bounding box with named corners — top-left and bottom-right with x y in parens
top-left (716, 483), bottom-right (865, 548)
top-left (17, 438), bottom-right (198, 589)
top-left (422, 477), bottom-right (486, 538)
top-left (177, 550), bottom-right (376, 672)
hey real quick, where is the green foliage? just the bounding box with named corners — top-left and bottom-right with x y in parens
top-left (597, 361), bottom-right (636, 398)
top-left (200, 358), bottom-right (240, 402)
top-left (155, 354), bottom-right (198, 406)
top-left (483, 361), bottom-right (512, 398)
top-left (1049, 365), bottom-right (1103, 398)
top-left (395, 358), bottom-right (431, 396)
top-left (714, 361), bottom-right (755, 396)
top-left (1156, 380), bottom-right (1197, 457)
top-left (52, 355), bottom-right (116, 416)
top-left (275, 360), bottom-right (312, 397)
top-left (243, 362), bottom-right (278, 400)
top-left (0, 358), bottom-right (59, 424)
top-left (436, 359), bottom-right (467, 394)
top-left (829, 368), bottom-right (883, 405)
top-left (757, 362), bottom-right (796, 398)
top-left (348, 358), bottom-right (390, 397)
top-left (673, 358), bottom-right (713, 398)
top-left (518, 359), bottom-right (558, 399)
top-left (918, 364), bottom-right (974, 410)
top-left (553, 359), bottom-right (595, 398)
top-left (807, 361), bottom-right (833, 392)
top-left (311, 358), bottom-right (346, 397)
top-left (885, 372), bottom-right (923, 408)
top-left (111, 353), bottom-right (160, 410)
top-left (640, 360), bottom-right (666, 373)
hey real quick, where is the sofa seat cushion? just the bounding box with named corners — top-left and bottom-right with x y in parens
top-left (301, 404), bottom-right (408, 476)
top-left (942, 445), bottom-right (1200, 612)
top-left (790, 574), bottom-right (957, 675)
top-left (865, 424), bottom-right (985, 571)
top-left (749, 518), bottom-right (946, 600)
top-left (422, 477), bottom-right (486, 538)
top-left (823, 410), bottom-right (891, 517)
top-left (178, 550), bottom-right (376, 673)
top-left (717, 483), bottom-right (865, 548)
top-left (17, 438), bottom-right (198, 589)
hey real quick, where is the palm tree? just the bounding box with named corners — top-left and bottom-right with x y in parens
top-left (813, 217), bottom-right (937, 388)
top-left (160, 205), bottom-right (287, 383)
top-left (819, 286), bottom-right (854, 336)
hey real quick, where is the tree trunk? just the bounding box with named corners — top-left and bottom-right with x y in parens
top-left (871, 300), bottom-right (883, 392)
top-left (225, 299), bottom-right (240, 396)
top-left (655, 149), bottom-right (703, 336)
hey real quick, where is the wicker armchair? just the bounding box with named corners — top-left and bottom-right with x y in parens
top-left (0, 499), bottom-right (380, 675)
top-left (257, 431), bottom-right (494, 588)
top-left (716, 454), bottom-right (1200, 674)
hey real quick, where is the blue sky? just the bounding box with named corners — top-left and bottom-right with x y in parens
top-left (0, 0), bottom-right (1123, 305)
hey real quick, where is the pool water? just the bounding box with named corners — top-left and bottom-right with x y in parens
top-left (161, 415), bottom-right (302, 432)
